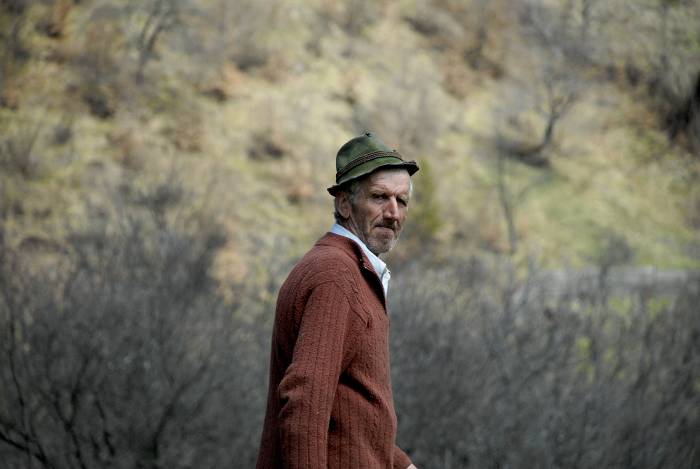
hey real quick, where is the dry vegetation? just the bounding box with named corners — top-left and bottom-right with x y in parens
top-left (1, 0), bottom-right (700, 467)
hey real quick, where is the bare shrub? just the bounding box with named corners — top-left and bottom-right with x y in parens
top-left (0, 120), bottom-right (43, 179)
top-left (635, 1), bottom-right (700, 151)
top-left (185, 0), bottom-right (286, 82)
top-left (36, 0), bottom-right (74, 38)
top-left (351, 55), bottom-right (448, 153)
top-left (1, 0), bottom-right (28, 15)
top-left (71, 0), bottom-right (196, 115)
top-left (72, 5), bottom-right (126, 118)
top-left (665, 72), bottom-right (700, 155)
top-left (0, 4), bottom-right (30, 109)
top-left (584, 0), bottom-right (700, 149)
top-left (406, 0), bottom-right (507, 69)
top-left (317, 0), bottom-right (389, 36)
top-left (390, 257), bottom-right (700, 469)
top-left (0, 183), bottom-right (267, 468)
top-left (133, 0), bottom-right (191, 83)
top-left (4, 189), bottom-right (696, 469)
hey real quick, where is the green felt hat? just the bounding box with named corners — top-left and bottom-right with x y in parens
top-left (327, 132), bottom-right (419, 196)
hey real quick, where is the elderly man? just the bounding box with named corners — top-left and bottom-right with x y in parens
top-left (255, 133), bottom-right (419, 469)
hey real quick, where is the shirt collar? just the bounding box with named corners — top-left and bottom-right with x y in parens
top-left (330, 223), bottom-right (391, 295)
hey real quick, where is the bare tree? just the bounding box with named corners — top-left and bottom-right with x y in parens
top-left (491, 0), bottom-right (584, 169)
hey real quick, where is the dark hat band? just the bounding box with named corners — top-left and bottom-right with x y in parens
top-left (335, 150), bottom-right (404, 182)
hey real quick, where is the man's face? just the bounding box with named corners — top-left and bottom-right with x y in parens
top-left (339, 169), bottom-right (411, 255)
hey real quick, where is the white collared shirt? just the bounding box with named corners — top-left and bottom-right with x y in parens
top-left (330, 223), bottom-right (391, 296)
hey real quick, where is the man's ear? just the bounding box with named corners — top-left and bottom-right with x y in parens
top-left (336, 192), bottom-right (352, 219)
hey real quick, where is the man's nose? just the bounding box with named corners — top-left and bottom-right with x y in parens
top-left (384, 197), bottom-right (399, 219)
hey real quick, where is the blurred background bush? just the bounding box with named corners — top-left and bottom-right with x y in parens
top-left (1, 0), bottom-right (699, 467)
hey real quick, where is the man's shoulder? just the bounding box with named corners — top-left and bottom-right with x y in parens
top-left (279, 234), bottom-right (376, 321)
top-left (285, 233), bottom-right (364, 286)
top-left (299, 233), bottom-right (360, 272)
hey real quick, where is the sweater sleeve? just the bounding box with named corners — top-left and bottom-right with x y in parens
top-left (393, 445), bottom-right (412, 469)
top-left (277, 280), bottom-right (355, 469)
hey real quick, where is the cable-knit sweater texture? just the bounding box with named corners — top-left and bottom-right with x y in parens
top-left (256, 233), bottom-right (412, 469)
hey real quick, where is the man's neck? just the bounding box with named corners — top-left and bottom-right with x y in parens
top-left (338, 221), bottom-right (371, 253)
top-left (330, 223), bottom-right (390, 295)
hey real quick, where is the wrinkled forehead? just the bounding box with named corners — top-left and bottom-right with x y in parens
top-left (363, 168), bottom-right (412, 193)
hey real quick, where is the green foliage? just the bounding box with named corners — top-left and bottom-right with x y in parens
top-left (405, 158), bottom-right (442, 243)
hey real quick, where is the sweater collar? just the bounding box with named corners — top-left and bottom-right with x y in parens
top-left (329, 223), bottom-right (391, 295)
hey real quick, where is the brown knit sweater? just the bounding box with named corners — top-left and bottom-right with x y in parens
top-left (255, 233), bottom-right (412, 469)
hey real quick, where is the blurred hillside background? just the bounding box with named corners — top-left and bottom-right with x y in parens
top-left (1, 0), bottom-right (699, 468)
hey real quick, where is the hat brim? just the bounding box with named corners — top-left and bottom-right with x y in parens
top-left (327, 158), bottom-right (419, 196)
